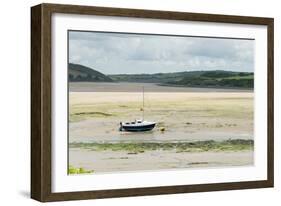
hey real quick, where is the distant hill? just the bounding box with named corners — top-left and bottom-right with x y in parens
top-left (109, 70), bottom-right (254, 89)
top-left (69, 63), bottom-right (113, 82)
top-left (169, 71), bottom-right (253, 88)
top-left (109, 71), bottom-right (205, 83)
top-left (68, 63), bottom-right (253, 88)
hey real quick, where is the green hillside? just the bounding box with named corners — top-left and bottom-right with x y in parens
top-left (170, 71), bottom-right (254, 88)
top-left (69, 63), bottom-right (113, 82)
top-left (109, 70), bottom-right (254, 89)
top-left (109, 71), bottom-right (205, 83)
top-left (68, 63), bottom-right (253, 89)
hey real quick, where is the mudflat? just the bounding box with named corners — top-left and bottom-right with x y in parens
top-left (68, 83), bottom-right (254, 173)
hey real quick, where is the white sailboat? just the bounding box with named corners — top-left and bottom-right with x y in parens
top-left (119, 87), bottom-right (156, 132)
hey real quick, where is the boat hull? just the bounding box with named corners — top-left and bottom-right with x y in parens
top-left (121, 123), bottom-right (156, 132)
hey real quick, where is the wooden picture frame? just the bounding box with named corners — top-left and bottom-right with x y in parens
top-left (31, 3), bottom-right (274, 202)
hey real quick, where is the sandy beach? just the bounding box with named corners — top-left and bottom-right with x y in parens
top-left (68, 82), bottom-right (254, 173)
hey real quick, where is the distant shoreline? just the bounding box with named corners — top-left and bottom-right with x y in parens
top-left (69, 82), bottom-right (253, 93)
top-left (158, 83), bottom-right (254, 91)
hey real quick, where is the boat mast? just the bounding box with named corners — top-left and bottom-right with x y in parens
top-left (142, 86), bottom-right (144, 120)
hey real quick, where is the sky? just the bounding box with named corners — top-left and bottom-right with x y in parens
top-left (69, 31), bottom-right (254, 75)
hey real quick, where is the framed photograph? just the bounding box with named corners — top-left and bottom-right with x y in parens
top-left (31, 3), bottom-right (274, 202)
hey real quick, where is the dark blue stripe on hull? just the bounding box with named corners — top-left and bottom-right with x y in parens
top-left (122, 124), bottom-right (156, 132)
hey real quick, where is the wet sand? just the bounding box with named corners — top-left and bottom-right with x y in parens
top-left (69, 92), bottom-right (253, 143)
top-left (69, 149), bottom-right (253, 173)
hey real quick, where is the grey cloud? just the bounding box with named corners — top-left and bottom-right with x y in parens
top-left (69, 31), bottom-right (254, 74)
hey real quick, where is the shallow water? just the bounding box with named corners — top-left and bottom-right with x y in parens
top-left (69, 82), bottom-right (252, 93)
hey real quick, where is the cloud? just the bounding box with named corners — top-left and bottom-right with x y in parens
top-left (69, 31), bottom-right (254, 74)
